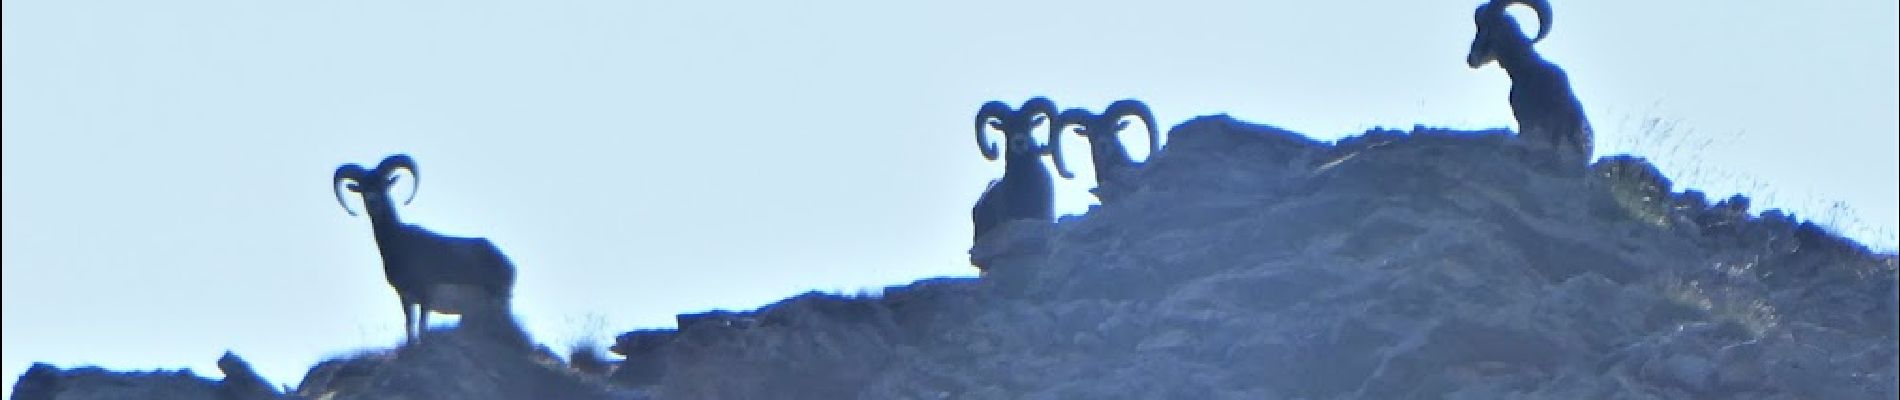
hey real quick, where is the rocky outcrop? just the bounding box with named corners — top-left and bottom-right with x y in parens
top-left (605, 116), bottom-right (1896, 399)
top-left (18, 114), bottom-right (1895, 399)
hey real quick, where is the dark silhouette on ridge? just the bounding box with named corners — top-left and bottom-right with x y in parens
top-left (1055, 99), bottom-right (1161, 203)
top-left (970, 97), bottom-right (1075, 271)
top-left (333, 154), bottom-right (519, 345)
top-left (1466, 0), bottom-right (1594, 169)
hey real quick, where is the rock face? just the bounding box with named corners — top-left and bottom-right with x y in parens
top-left (10, 363), bottom-right (219, 400)
top-left (286, 326), bottom-right (632, 400)
top-left (611, 116), bottom-right (1897, 399)
top-left (12, 352), bottom-right (285, 400)
top-left (16, 115), bottom-right (1898, 399)
top-left (13, 309), bottom-right (638, 400)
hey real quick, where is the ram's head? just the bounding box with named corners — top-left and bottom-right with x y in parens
top-left (333, 154), bottom-right (420, 217)
top-left (1058, 99), bottom-right (1159, 159)
top-left (975, 97), bottom-right (1073, 178)
top-left (1467, 0), bottom-right (1552, 69)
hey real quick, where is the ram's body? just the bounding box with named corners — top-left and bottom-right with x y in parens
top-left (334, 154), bottom-right (517, 344)
top-left (970, 98), bottom-right (1073, 267)
top-left (370, 223), bottom-right (516, 315)
top-left (1467, 0), bottom-right (1593, 168)
top-left (971, 156), bottom-right (1059, 242)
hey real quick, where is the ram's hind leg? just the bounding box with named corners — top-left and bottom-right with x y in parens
top-left (417, 300), bottom-right (431, 342)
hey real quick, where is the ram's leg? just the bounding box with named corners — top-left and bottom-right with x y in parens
top-left (417, 301), bottom-right (431, 342)
top-left (401, 300), bottom-right (417, 345)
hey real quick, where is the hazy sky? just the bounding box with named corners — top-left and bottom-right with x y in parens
top-left (4, 0), bottom-right (1895, 394)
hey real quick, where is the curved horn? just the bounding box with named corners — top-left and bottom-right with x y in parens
top-left (1056, 108), bottom-right (1096, 138)
top-left (1019, 97), bottom-right (1074, 179)
top-left (1485, 0), bottom-right (1551, 43)
top-left (1514, 0), bottom-right (1552, 43)
top-left (1103, 99), bottom-right (1160, 157)
top-left (374, 154), bottom-right (420, 205)
top-left (1019, 97), bottom-right (1057, 119)
top-left (333, 164), bottom-right (370, 216)
top-left (975, 101), bottom-right (1011, 161)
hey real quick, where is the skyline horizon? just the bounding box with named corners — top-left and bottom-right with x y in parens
top-left (5, 0), bottom-right (1894, 395)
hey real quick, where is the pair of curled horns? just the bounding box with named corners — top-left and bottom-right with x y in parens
top-left (973, 97), bottom-right (1074, 178)
top-left (1480, 0), bottom-right (1552, 43)
top-left (1055, 99), bottom-right (1159, 157)
top-left (1467, 0), bottom-right (1554, 68)
top-left (332, 154), bottom-right (420, 216)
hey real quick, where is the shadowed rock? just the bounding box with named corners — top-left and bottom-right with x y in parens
top-left (14, 114), bottom-right (1893, 399)
top-left (10, 352), bottom-right (284, 400)
top-left (289, 319), bottom-right (641, 400)
top-left (589, 116), bottom-right (1894, 399)
top-left (215, 352), bottom-right (282, 400)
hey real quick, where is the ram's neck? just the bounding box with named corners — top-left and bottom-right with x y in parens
top-left (1093, 134), bottom-right (1135, 169)
top-left (1493, 37), bottom-right (1548, 81)
top-left (363, 205), bottom-right (411, 257)
top-left (1002, 146), bottom-right (1051, 179)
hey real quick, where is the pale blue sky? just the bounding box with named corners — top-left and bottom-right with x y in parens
top-left (4, 0), bottom-right (1894, 393)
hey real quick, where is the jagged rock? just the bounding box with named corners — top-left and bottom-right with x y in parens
top-left (567, 345), bottom-right (615, 379)
top-left (292, 353), bottom-right (386, 399)
top-left (607, 330), bottom-right (673, 387)
top-left (655, 292), bottom-right (902, 399)
top-left (215, 352), bottom-right (282, 400)
top-left (1595, 155), bottom-right (1674, 228)
top-left (16, 114), bottom-right (1894, 399)
top-left (8, 352), bottom-right (288, 400)
top-left (970, 219), bottom-right (1054, 297)
top-left (593, 116), bottom-right (1896, 399)
top-left (289, 323), bottom-right (633, 400)
top-left (11, 360), bottom-right (228, 400)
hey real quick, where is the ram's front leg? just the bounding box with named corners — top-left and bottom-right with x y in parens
top-left (400, 299), bottom-right (417, 345)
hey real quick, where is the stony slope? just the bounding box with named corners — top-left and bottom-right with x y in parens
top-left (618, 116), bottom-right (1896, 399)
top-left (14, 115), bottom-right (1897, 400)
